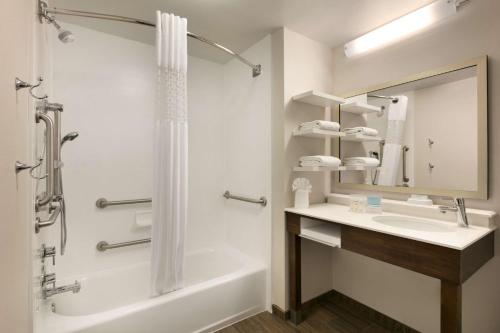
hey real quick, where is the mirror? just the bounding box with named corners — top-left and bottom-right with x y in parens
top-left (335, 57), bottom-right (487, 199)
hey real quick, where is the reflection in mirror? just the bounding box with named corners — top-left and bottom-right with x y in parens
top-left (339, 66), bottom-right (478, 192)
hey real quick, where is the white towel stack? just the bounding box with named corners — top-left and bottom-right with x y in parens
top-left (343, 157), bottom-right (380, 167)
top-left (300, 155), bottom-right (341, 167)
top-left (343, 127), bottom-right (378, 137)
top-left (299, 120), bottom-right (340, 132)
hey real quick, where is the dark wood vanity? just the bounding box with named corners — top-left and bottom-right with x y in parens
top-left (286, 211), bottom-right (494, 333)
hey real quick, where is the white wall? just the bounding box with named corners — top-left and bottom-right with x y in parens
top-left (414, 77), bottom-right (477, 191)
top-left (331, 0), bottom-right (500, 331)
top-left (222, 37), bottom-right (271, 263)
top-left (222, 35), bottom-right (272, 308)
top-left (271, 28), bottom-right (337, 311)
top-left (0, 1), bottom-right (35, 332)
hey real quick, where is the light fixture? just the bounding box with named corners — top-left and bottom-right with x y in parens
top-left (344, 0), bottom-right (468, 58)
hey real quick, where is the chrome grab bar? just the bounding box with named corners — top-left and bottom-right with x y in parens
top-left (96, 238), bottom-right (151, 251)
top-left (96, 197), bottom-right (152, 208)
top-left (35, 112), bottom-right (54, 207)
top-left (223, 191), bottom-right (267, 207)
top-left (402, 145), bottom-right (410, 185)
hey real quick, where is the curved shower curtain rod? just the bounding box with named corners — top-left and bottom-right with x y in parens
top-left (38, 1), bottom-right (262, 77)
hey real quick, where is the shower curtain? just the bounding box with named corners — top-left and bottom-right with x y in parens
top-left (150, 11), bottom-right (188, 296)
top-left (378, 96), bottom-right (408, 186)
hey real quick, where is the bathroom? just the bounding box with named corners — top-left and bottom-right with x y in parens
top-left (1, 0), bottom-right (500, 332)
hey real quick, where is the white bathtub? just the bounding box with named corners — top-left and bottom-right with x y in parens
top-left (36, 247), bottom-right (267, 333)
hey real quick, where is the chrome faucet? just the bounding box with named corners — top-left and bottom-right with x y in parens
top-left (42, 280), bottom-right (81, 299)
top-left (439, 197), bottom-right (469, 227)
top-left (40, 269), bottom-right (81, 299)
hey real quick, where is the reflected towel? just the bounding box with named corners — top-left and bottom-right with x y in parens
top-left (300, 155), bottom-right (341, 167)
top-left (343, 157), bottom-right (380, 167)
top-left (343, 127), bottom-right (378, 136)
top-left (299, 120), bottom-right (340, 131)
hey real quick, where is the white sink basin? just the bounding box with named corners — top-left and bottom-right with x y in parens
top-left (372, 215), bottom-right (454, 233)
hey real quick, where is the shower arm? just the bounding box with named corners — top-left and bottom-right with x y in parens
top-left (38, 0), bottom-right (262, 77)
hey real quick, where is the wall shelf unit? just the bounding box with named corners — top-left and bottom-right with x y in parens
top-left (292, 90), bottom-right (345, 108)
top-left (293, 127), bottom-right (345, 139)
top-left (340, 101), bottom-right (382, 115)
top-left (341, 133), bottom-right (382, 142)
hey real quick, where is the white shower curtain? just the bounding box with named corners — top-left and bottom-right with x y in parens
top-left (378, 96), bottom-right (408, 186)
top-left (150, 11), bottom-right (188, 296)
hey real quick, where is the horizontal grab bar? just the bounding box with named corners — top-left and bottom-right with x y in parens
top-left (96, 197), bottom-right (151, 208)
top-left (96, 238), bottom-right (151, 251)
top-left (223, 190), bottom-right (267, 207)
top-left (96, 191), bottom-right (268, 209)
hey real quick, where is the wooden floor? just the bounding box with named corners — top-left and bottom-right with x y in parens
top-left (217, 297), bottom-right (392, 333)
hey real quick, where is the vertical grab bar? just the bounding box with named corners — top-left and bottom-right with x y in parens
top-left (402, 145), bottom-right (410, 184)
top-left (52, 110), bottom-right (62, 196)
top-left (35, 112), bottom-right (55, 207)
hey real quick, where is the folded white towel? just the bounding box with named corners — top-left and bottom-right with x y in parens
top-left (300, 155), bottom-right (341, 167)
top-left (299, 120), bottom-right (340, 131)
top-left (343, 157), bottom-right (380, 167)
top-left (343, 127), bottom-right (379, 137)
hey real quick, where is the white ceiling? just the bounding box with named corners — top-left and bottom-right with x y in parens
top-left (52, 0), bottom-right (436, 63)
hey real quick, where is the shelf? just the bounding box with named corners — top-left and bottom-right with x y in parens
top-left (342, 165), bottom-right (379, 171)
top-left (341, 133), bottom-right (383, 142)
top-left (292, 90), bottom-right (345, 108)
top-left (293, 127), bottom-right (345, 139)
top-left (294, 166), bottom-right (346, 172)
top-left (340, 101), bottom-right (382, 115)
top-left (300, 224), bottom-right (341, 248)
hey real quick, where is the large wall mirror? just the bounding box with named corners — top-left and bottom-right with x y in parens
top-left (334, 56), bottom-right (488, 199)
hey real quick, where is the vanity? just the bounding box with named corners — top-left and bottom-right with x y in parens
top-left (287, 57), bottom-right (494, 332)
top-left (286, 201), bottom-right (495, 332)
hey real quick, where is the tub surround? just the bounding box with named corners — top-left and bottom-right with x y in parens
top-left (285, 200), bottom-right (496, 332)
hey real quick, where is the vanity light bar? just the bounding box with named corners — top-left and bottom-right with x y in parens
top-left (344, 0), bottom-right (468, 58)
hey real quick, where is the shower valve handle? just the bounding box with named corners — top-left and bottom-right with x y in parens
top-left (40, 244), bottom-right (56, 265)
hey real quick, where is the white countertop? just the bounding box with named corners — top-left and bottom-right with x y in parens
top-left (285, 203), bottom-right (496, 250)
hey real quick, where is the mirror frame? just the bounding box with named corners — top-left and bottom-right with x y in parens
top-left (333, 56), bottom-right (488, 199)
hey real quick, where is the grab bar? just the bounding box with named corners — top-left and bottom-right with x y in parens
top-left (96, 197), bottom-right (151, 208)
top-left (402, 145), bottom-right (410, 185)
top-left (35, 112), bottom-right (55, 208)
top-left (96, 238), bottom-right (151, 251)
top-left (223, 191), bottom-right (267, 207)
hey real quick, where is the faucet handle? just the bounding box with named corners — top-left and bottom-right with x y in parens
top-left (40, 244), bottom-right (56, 265)
top-left (41, 272), bottom-right (56, 289)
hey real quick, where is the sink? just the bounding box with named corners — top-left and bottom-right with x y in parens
top-left (372, 215), bottom-right (454, 233)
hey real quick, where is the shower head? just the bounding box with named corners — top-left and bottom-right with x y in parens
top-left (61, 132), bottom-right (79, 146)
top-left (50, 18), bottom-right (75, 43)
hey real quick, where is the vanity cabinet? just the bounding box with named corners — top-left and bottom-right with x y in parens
top-left (286, 211), bottom-right (494, 333)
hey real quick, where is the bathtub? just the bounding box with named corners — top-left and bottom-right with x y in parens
top-left (36, 247), bottom-right (267, 333)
